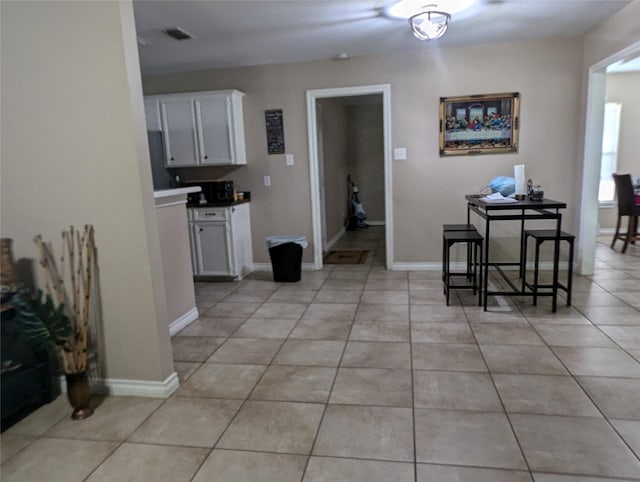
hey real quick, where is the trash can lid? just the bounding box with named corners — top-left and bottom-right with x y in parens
top-left (266, 235), bottom-right (308, 249)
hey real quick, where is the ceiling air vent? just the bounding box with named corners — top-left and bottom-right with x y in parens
top-left (162, 27), bottom-right (195, 41)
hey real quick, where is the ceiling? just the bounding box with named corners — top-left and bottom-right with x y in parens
top-left (134, 0), bottom-right (632, 76)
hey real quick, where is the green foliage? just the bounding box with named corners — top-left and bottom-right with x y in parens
top-left (10, 289), bottom-right (73, 352)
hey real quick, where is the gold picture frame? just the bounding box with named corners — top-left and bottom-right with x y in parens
top-left (439, 92), bottom-right (520, 156)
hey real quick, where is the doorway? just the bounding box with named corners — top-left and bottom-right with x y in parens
top-left (306, 84), bottom-right (392, 270)
top-left (578, 40), bottom-right (640, 274)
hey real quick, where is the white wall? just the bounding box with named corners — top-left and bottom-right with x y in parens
top-left (575, 1), bottom-right (640, 271)
top-left (347, 103), bottom-right (385, 223)
top-left (155, 203), bottom-right (196, 326)
top-left (318, 99), bottom-right (350, 244)
top-left (599, 71), bottom-right (640, 230)
top-left (1, 1), bottom-right (174, 383)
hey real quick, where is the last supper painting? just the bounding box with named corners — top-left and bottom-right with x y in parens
top-left (440, 92), bottom-right (520, 156)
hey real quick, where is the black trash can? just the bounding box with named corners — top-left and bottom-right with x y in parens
top-left (266, 236), bottom-right (307, 282)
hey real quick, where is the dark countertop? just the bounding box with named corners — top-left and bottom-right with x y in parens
top-left (187, 199), bottom-right (251, 208)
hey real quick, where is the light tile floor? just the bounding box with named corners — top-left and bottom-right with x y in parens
top-left (2, 228), bottom-right (639, 481)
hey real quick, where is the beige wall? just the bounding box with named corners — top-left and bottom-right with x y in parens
top-left (318, 99), bottom-right (349, 244)
top-left (144, 36), bottom-right (584, 264)
top-left (155, 203), bottom-right (196, 325)
top-left (1, 1), bottom-right (174, 382)
top-left (599, 71), bottom-right (640, 230)
top-left (583, 1), bottom-right (640, 69)
top-left (347, 103), bottom-right (385, 222)
top-left (575, 1), bottom-right (640, 269)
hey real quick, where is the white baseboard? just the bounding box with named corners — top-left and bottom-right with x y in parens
top-left (60, 371), bottom-right (179, 398)
top-left (391, 261), bottom-right (569, 271)
top-left (252, 262), bottom-right (317, 271)
top-left (169, 307), bottom-right (199, 337)
top-left (326, 227), bottom-right (346, 251)
top-left (366, 221), bottom-right (385, 226)
top-left (391, 262), bottom-right (441, 271)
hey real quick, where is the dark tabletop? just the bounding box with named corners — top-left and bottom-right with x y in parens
top-left (466, 194), bottom-right (567, 210)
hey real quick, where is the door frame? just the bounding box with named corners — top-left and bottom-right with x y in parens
top-left (578, 40), bottom-right (640, 274)
top-left (306, 84), bottom-right (392, 270)
top-left (315, 103), bottom-right (328, 251)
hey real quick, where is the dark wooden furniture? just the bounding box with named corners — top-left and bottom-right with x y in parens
top-left (442, 224), bottom-right (478, 281)
top-left (522, 230), bottom-right (575, 307)
top-left (465, 195), bottom-right (567, 312)
top-left (442, 230), bottom-right (483, 306)
top-left (1, 303), bottom-right (58, 431)
top-left (611, 173), bottom-right (640, 254)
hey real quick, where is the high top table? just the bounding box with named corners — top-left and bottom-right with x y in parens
top-left (465, 194), bottom-right (567, 312)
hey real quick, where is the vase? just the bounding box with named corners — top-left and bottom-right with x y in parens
top-left (65, 371), bottom-right (93, 420)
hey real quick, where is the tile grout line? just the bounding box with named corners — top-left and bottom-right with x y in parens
top-left (518, 289), bottom-right (640, 468)
top-left (408, 272), bottom-right (419, 482)
top-left (299, 264), bottom-right (370, 481)
top-left (461, 296), bottom-right (535, 478)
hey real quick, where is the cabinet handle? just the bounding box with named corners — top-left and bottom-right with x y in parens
top-left (204, 155), bottom-right (208, 160)
top-left (232, 207), bottom-right (236, 213)
top-left (204, 213), bottom-right (216, 217)
top-left (170, 157), bottom-right (175, 161)
top-left (199, 228), bottom-right (203, 232)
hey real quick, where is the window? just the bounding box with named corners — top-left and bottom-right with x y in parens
top-left (598, 102), bottom-right (622, 203)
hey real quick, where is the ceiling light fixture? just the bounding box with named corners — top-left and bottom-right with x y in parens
top-left (409, 4), bottom-right (451, 40)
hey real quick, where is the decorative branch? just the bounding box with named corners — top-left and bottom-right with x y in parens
top-left (28, 226), bottom-right (96, 374)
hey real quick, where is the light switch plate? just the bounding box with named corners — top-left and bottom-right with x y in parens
top-left (285, 154), bottom-right (294, 166)
top-left (264, 175), bottom-right (271, 187)
top-left (394, 147), bottom-right (407, 160)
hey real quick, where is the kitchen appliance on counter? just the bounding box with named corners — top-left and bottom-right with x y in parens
top-left (187, 181), bottom-right (237, 205)
top-left (208, 180), bottom-right (235, 204)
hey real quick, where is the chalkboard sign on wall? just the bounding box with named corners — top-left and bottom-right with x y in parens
top-left (265, 109), bottom-right (285, 154)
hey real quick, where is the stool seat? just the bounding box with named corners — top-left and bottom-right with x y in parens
top-left (524, 230), bottom-right (575, 241)
top-left (522, 230), bottom-right (575, 306)
top-left (443, 224), bottom-right (477, 232)
top-left (442, 228), bottom-right (483, 306)
top-left (444, 231), bottom-right (483, 242)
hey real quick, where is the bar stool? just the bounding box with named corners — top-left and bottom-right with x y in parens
top-left (442, 230), bottom-right (483, 306)
top-left (522, 229), bottom-right (575, 306)
top-left (442, 224), bottom-right (477, 281)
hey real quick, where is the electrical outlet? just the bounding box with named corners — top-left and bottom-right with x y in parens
top-left (285, 154), bottom-right (294, 166)
top-left (264, 175), bottom-right (271, 187)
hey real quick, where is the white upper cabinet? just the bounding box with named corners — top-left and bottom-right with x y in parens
top-left (196, 92), bottom-right (246, 165)
top-left (160, 97), bottom-right (199, 167)
top-left (144, 90), bottom-right (246, 167)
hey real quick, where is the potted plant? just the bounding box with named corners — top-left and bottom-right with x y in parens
top-left (10, 226), bottom-right (96, 420)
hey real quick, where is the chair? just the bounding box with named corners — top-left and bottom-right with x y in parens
top-left (442, 224), bottom-right (477, 281)
top-left (522, 230), bottom-right (575, 306)
top-left (611, 173), bottom-right (640, 253)
top-left (442, 229), bottom-right (483, 306)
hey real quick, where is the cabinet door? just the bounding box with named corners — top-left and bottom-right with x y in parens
top-left (193, 222), bottom-right (234, 276)
top-left (188, 223), bottom-right (198, 275)
top-left (195, 95), bottom-right (234, 165)
top-left (160, 98), bottom-right (199, 166)
top-left (144, 100), bottom-right (161, 132)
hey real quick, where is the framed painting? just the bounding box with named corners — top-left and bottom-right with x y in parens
top-left (439, 92), bottom-right (520, 156)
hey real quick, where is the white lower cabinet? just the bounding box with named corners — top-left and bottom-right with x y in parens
top-left (188, 204), bottom-right (253, 279)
